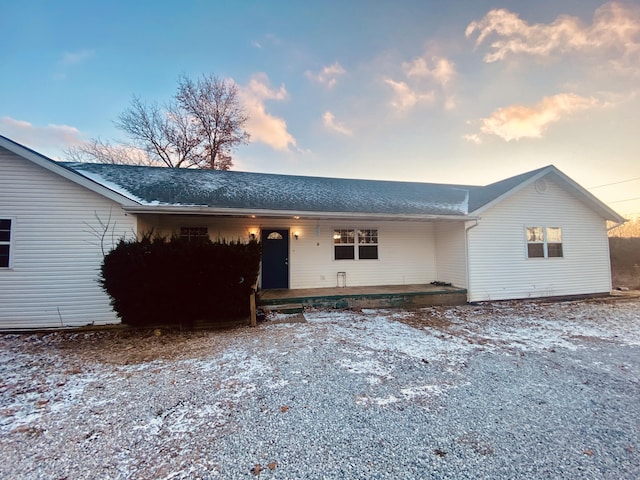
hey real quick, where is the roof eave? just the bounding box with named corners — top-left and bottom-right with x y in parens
top-left (123, 205), bottom-right (475, 222)
top-left (0, 135), bottom-right (140, 207)
top-left (470, 165), bottom-right (626, 223)
top-left (549, 169), bottom-right (627, 224)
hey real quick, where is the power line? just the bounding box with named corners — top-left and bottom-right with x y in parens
top-left (589, 177), bottom-right (640, 189)
top-left (608, 197), bottom-right (640, 204)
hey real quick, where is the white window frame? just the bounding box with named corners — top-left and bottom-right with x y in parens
top-left (179, 226), bottom-right (209, 242)
top-left (333, 228), bottom-right (379, 260)
top-left (525, 225), bottom-right (563, 259)
top-left (0, 218), bottom-right (13, 269)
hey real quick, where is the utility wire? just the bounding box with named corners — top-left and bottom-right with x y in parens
top-left (608, 197), bottom-right (640, 204)
top-left (589, 177), bottom-right (640, 189)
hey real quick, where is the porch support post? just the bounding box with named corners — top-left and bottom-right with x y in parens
top-left (249, 284), bottom-right (257, 327)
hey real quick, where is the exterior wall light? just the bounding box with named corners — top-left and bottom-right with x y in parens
top-left (248, 228), bottom-right (259, 240)
top-left (294, 231), bottom-right (300, 240)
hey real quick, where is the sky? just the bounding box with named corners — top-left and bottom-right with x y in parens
top-left (1, 0), bottom-right (639, 218)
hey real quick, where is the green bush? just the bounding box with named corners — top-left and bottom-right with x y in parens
top-left (100, 234), bottom-right (261, 327)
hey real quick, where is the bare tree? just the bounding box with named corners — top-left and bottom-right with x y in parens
top-left (65, 74), bottom-right (250, 169)
top-left (176, 74), bottom-right (250, 170)
top-left (64, 138), bottom-right (154, 166)
top-left (609, 216), bottom-right (640, 238)
top-left (116, 96), bottom-right (203, 168)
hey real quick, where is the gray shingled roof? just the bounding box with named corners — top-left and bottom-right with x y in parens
top-left (1, 134), bottom-right (623, 222)
top-left (55, 161), bottom-right (623, 222)
top-left (61, 162), bottom-right (471, 217)
top-left (466, 165), bottom-right (550, 212)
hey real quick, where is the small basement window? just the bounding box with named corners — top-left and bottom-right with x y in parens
top-left (0, 219), bottom-right (12, 268)
top-left (526, 226), bottom-right (563, 258)
top-left (180, 227), bottom-right (209, 242)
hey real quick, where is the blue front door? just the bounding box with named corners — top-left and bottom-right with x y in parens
top-left (261, 229), bottom-right (289, 289)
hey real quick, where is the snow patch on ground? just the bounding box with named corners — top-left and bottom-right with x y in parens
top-left (1, 297), bottom-right (639, 479)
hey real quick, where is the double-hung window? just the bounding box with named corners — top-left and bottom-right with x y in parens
top-left (526, 226), bottom-right (563, 258)
top-left (358, 229), bottom-right (378, 259)
top-left (334, 228), bottom-right (378, 260)
top-left (0, 219), bottom-right (12, 268)
top-left (334, 229), bottom-right (355, 260)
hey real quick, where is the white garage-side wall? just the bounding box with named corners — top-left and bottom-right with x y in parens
top-left (0, 148), bottom-right (137, 329)
top-left (142, 215), bottom-right (439, 289)
top-left (434, 221), bottom-right (467, 288)
top-left (467, 177), bottom-right (612, 302)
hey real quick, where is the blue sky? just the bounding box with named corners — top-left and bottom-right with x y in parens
top-left (1, 0), bottom-right (639, 217)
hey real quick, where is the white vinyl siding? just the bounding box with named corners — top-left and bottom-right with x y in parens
top-left (144, 216), bottom-right (440, 289)
top-left (434, 222), bottom-right (467, 288)
top-left (467, 177), bottom-right (612, 302)
top-left (0, 147), bottom-right (137, 329)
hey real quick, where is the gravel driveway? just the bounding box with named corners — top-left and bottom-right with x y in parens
top-left (1, 295), bottom-right (639, 479)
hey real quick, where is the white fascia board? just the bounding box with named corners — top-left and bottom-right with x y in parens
top-left (123, 205), bottom-right (475, 222)
top-left (0, 136), bottom-right (140, 207)
top-left (470, 165), bottom-right (626, 223)
top-left (547, 168), bottom-right (627, 224)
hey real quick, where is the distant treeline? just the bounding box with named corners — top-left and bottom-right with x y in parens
top-left (609, 237), bottom-right (640, 289)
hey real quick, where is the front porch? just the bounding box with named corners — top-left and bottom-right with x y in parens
top-left (257, 283), bottom-right (468, 311)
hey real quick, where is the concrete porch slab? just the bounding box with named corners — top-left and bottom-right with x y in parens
top-left (258, 283), bottom-right (467, 310)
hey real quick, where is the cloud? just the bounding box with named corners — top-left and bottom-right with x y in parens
top-left (466, 1), bottom-right (640, 69)
top-left (0, 116), bottom-right (84, 152)
top-left (402, 55), bottom-right (456, 86)
top-left (239, 73), bottom-right (297, 151)
top-left (322, 112), bottom-right (352, 136)
top-left (468, 93), bottom-right (599, 142)
top-left (305, 62), bottom-right (346, 88)
top-left (384, 79), bottom-right (435, 110)
top-left (251, 33), bottom-right (281, 50)
top-left (385, 53), bottom-right (457, 112)
top-left (60, 49), bottom-right (94, 66)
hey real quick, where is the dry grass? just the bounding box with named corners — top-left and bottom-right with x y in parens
top-left (612, 268), bottom-right (640, 290)
top-left (14, 326), bottom-right (250, 366)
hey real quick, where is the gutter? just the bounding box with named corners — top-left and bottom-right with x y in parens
top-left (123, 205), bottom-right (478, 222)
top-left (607, 220), bottom-right (628, 232)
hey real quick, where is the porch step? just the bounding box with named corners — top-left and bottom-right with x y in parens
top-left (261, 303), bottom-right (304, 314)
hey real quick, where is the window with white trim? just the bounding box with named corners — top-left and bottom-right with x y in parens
top-left (0, 219), bottom-right (12, 268)
top-left (333, 228), bottom-right (378, 260)
top-left (526, 226), bottom-right (563, 258)
top-left (180, 227), bottom-right (209, 242)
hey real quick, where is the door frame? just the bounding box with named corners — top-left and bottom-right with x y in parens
top-left (261, 228), bottom-right (290, 289)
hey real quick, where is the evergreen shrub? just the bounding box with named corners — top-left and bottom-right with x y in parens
top-left (100, 233), bottom-right (261, 327)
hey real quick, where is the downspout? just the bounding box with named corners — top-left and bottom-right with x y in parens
top-left (464, 219), bottom-right (480, 303)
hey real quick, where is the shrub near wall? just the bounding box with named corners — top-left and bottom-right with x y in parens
top-left (100, 234), bottom-right (261, 327)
